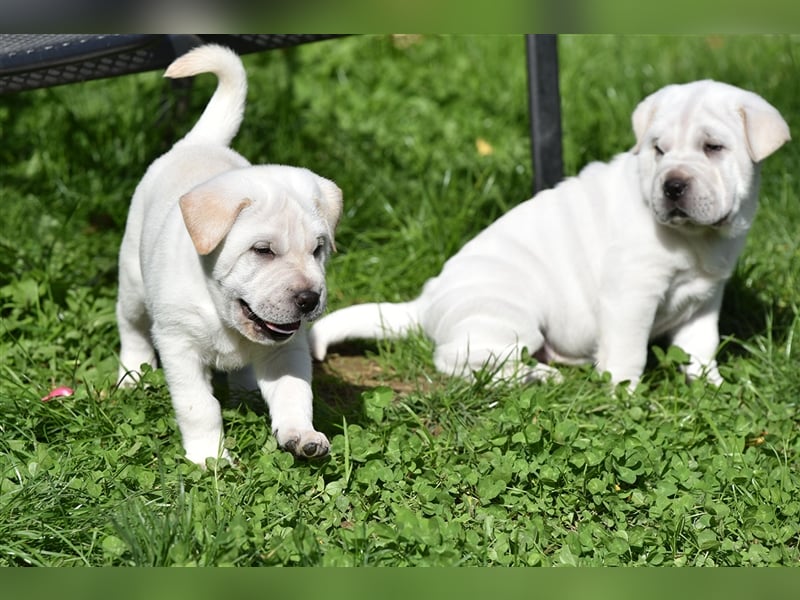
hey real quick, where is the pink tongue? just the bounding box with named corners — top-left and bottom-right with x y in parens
top-left (267, 321), bottom-right (300, 335)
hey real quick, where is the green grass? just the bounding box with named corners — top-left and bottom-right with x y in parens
top-left (2, 34), bottom-right (800, 566)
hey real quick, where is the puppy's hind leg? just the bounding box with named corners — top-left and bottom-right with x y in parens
top-left (517, 363), bottom-right (564, 384)
top-left (433, 325), bottom-right (563, 385)
top-left (116, 287), bottom-right (157, 387)
top-left (117, 312), bottom-right (157, 387)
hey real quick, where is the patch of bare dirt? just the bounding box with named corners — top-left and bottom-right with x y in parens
top-left (316, 353), bottom-right (413, 393)
top-left (312, 343), bottom-right (434, 411)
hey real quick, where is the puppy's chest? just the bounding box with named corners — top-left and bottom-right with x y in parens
top-left (210, 348), bottom-right (248, 372)
top-left (201, 327), bottom-right (254, 371)
top-left (653, 271), bottom-right (719, 334)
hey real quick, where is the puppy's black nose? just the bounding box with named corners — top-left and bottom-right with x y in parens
top-left (295, 290), bottom-right (320, 314)
top-left (663, 178), bottom-right (689, 200)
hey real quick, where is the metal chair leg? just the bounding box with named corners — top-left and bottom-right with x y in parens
top-left (525, 34), bottom-right (564, 193)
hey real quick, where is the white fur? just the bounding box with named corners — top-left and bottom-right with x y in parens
top-left (311, 80), bottom-right (789, 389)
top-left (117, 45), bottom-right (342, 465)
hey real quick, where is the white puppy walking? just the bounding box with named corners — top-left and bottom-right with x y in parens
top-left (117, 45), bottom-right (342, 465)
top-left (311, 80), bottom-right (789, 389)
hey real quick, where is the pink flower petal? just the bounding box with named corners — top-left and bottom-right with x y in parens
top-left (41, 386), bottom-right (74, 402)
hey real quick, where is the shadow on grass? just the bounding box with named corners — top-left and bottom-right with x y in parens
top-left (718, 270), bottom-right (795, 359)
top-left (642, 271), bottom-right (787, 374)
top-left (211, 340), bottom-right (388, 439)
top-left (313, 338), bottom-right (440, 437)
top-left (312, 340), bottom-right (387, 437)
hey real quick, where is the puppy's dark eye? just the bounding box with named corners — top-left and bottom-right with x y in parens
top-left (313, 239), bottom-right (326, 259)
top-left (654, 143), bottom-right (664, 156)
top-left (253, 245), bottom-right (274, 257)
top-left (704, 142), bottom-right (724, 154)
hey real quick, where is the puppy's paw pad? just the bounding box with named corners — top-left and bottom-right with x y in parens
top-left (277, 429), bottom-right (330, 458)
top-left (301, 439), bottom-right (329, 457)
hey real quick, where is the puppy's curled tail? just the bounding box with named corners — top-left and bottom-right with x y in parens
top-left (164, 44), bottom-right (247, 147)
top-left (310, 301), bottom-right (421, 361)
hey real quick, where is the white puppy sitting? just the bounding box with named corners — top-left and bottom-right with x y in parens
top-left (311, 80), bottom-right (789, 389)
top-left (117, 45), bottom-right (342, 465)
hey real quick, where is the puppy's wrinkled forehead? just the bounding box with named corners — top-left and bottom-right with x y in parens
top-left (643, 83), bottom-right (729, 137)
top-left (236, 184), bottom-right (330, 248)
top-left (243, 165), bottom-right (342, 238)
top-left (242, 166), bottom-right (321, 212)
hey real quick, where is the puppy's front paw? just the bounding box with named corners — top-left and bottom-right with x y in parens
top-left (275, 428), bottom-right (330, 458)
top-left (683, 359), bottom-right (724, 387)
top-left (184, 442), bottom-right (232, 468)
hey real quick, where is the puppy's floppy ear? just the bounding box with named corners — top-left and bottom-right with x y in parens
top-left (738, 93), bottom-right (791, 162)
top-left (313, 175), bottom-right (343, 251)
top-left (179, 187), bottom-right (252, 255)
